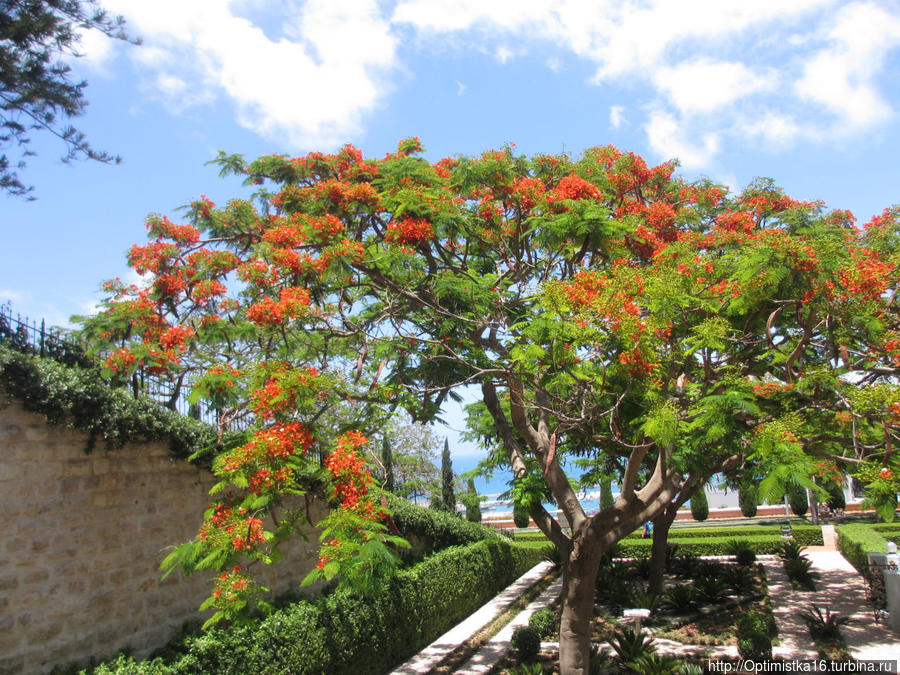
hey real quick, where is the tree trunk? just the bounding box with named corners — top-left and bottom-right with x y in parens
top-left (647, 510), bottom-right (674, 595)
top-left (808, 487), bottom-right (819, 525)
top-left (558, 545), bottom-right (602, 675)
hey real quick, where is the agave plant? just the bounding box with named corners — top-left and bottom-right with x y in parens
top-left (695, 575), bottom-right (730, 603)
top-left (609, 628), bottom-right (657, 663)
top-left (722, 564), bottom-right (756, 595)
top-left (588, 645), bottom-right (614, 675)
top-left (798, 604), bottom-right (851, 639)
top-left (627, 653), bottom-right (684, 675)
top-left (540, 543), bottom-right (561, 570)
top-left (775, 539), bottom-right (807, 561)
top-left (507, 663), bottom-right (543, 675)
top-left (784, 556), bottom-right (817, 590)
top-left (726, 539), bottom-right (757, 565)
top-left (628, 586), bottom-right (660, 612)
top-left (661, 584), bottom-right (698, 612)
top-left (671, 550), bottom-right (699, 578)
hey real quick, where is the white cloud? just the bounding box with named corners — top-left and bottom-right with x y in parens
top-left (495, 46), bottom-right (515, 63)
top-left (653, 59), bottom-right (774, 114)
top-left (105, 0), bottom-right (398, 148)
top-left (92, 0), bottom-right (900, 171)
top-left (795, 2), bottom-right (900, 129)
top-left (735, 110), bottom-right (805, 147)
top-left (609, 105), bottom-right (625, 129)
top-left (645, 110), bottom-right (719, 168)
top-left (456, 80), bottom-right (467, 95)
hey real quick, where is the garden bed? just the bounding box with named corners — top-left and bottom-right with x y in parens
top-left (491, 551), bottom-right (777, 674)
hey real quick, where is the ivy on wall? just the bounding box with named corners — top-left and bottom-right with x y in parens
top-left (0, 344), bottom-right (243, 460)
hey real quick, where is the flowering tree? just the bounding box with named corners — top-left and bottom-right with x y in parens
top-left (86, 139), bottom-right (899, 673)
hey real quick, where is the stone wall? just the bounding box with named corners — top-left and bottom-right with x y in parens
top-left (0, 399), bottom-right (325, 674)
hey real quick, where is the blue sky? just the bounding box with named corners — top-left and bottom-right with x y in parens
top-left (4, 0), bottom-right (900, 489)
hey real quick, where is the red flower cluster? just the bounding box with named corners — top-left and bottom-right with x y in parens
top-left (145, 216), bottom-right (201, 246)
top-left (245, 286), bottom-right (312, 326)
top-left (548, 174), bottom-right (603, 204)
top-left (386, 217), bottom-right (433, 244)
top-left (324, 431), bottom-right (381, 518)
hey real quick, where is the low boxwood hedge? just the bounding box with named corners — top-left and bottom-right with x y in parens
top-left (512, 525), bottom-right (823, 547)
top-left (83, 539), bottom-right (543, 675)
top-left (614, 533), bottom-right (820, 557)
top-left (836, 523), bottom-right (891, 578)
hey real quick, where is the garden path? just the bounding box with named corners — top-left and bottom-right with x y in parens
top-left (763, 550), bottom-right (899, 664)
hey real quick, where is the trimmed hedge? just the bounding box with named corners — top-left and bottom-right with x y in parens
top-left (84, 539), bottom-right (543, 675)
top-left (387, 495), bottom-right (498, 552)
top-left (615, 533), bottom-right (821, 557)
top-left (836, 523), bottom-right (891, 578)
top-left (515, 525), bottom-right (823, 546)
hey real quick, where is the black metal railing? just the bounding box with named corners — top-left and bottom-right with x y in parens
top-left (0, 303), bottom-right (248, 430)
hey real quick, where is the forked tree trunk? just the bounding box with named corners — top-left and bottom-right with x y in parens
top-left (558, 541), bottom-right (603, 675)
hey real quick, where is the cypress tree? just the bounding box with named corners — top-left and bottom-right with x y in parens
top-left (441, 438), bottom-right (455, 513)
top-left (825, 480), bottom-right (846, 510)
top-left (787, 483), bottom-right (809, 517)
top-left (381, 435), bottom-right (394, 493)
top-left (465, 477), bottom-right (482, 523)
top-left (739, 484), bottom-right (758, 518)
top-left (513, 502), bottom-right (530, 528)
top-left (691, 486), bottom-right (709, 521)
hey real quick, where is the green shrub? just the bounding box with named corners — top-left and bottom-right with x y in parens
top-left (513, 503), bottom-right (530, 528)
top-left (836, 523), bottom-right (890, 578)
top-left (0, 345), bottom-right (231, 459)
top-left (528, 608), bottom-right (557, 639)
top-left (787, 484), bottom-right (809, 517)
top-left (613, 531), bottom-right (821, 557)
top-left (739, 485), bottom-right (758, 518)
top-left (511, 626), bottom-right (542, 662)
top-left (737, 609), bottom-right (772, 662)
top-left (690, 489), bottom-right (709, 522)
top-left (386, 495), bottom-right (496, 553)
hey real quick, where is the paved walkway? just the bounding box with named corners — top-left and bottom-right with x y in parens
top-left (763, 528), bottom-right (899, 666)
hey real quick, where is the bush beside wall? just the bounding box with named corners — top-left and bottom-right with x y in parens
top-left (85, 539), bottom-right (543, 675)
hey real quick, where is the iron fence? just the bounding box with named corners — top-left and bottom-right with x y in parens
top-left (0, 303), bottom-right (247, 430)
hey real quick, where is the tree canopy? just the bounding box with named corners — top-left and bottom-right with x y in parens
top-left (84, 139), bottom-right (900, 673)
top-left (0, 0), bottom-right (133, 198)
